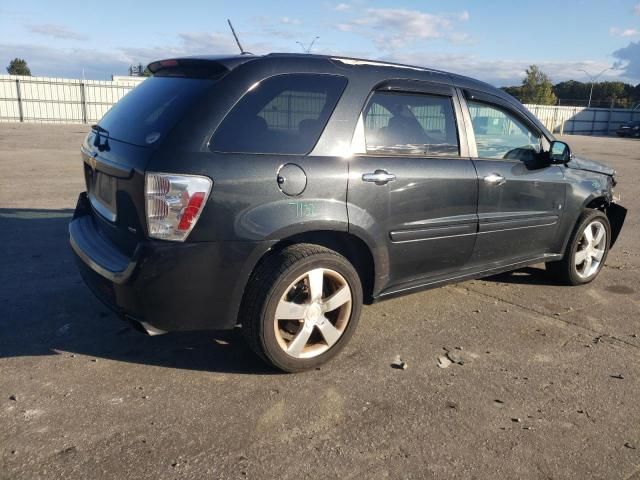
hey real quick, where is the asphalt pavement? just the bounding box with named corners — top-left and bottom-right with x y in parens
top-left (0, 124), bottom-right (639, 479)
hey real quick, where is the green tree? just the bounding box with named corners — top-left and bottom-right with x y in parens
top-left (553, 80), bottom-right (589, 103)
top-left (6, 58), bottom-right (32, 76)
top-left (520, 65), bottom-right (557, 105)
top-left (500, 85), bottom-right (523, 100)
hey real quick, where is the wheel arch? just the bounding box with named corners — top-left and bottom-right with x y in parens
top-left (243, 230), bottom-right (379, 308)
top-left (583, 196), bottom-right (626, 248)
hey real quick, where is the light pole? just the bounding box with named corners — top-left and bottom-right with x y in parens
top-left (578, 67), bottom-right (615, 108)
top-left (296, 36), bottom-right (319, 54)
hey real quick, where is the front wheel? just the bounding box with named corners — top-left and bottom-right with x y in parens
top-left (240, 244), bottom-right (363, 372)
top-left (546, 209), bottom-right (610, 285)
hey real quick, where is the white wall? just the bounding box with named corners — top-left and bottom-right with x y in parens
top-left (0, 74), bottom-right (145, 124)
top-left (2, 74), bottom-right (639, 135)
top-left (524, 104), bottom-right (640, 135)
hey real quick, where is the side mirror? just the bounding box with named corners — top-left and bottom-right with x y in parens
top-left (549, 140), bottom-right (572, 164)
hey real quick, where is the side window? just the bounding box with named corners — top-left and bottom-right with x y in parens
top-left (210, 74), bottom-right (347, 154)
top-left (362, 92), bottom-right (459, 157)
top-left (467, 100), bottom-right (541, 161)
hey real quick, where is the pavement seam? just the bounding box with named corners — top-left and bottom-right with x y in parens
top-left (454, 285), bottom-right (640, 353)
top-left (624, 465), bottom-right (640, 480)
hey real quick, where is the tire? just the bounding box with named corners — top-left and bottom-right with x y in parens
top-left (546, 209), bottom-right (611, 286)
top-left (240, 244), bottom-right (363, 373)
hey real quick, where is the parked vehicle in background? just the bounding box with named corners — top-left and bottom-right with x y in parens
top-left (69, 53), bottom-right (627, 372)
top-left (616, 120), bottom-right (640, 137)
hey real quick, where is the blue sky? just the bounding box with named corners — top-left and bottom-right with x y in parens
top-left (1, 0), bottom-right (639, 86)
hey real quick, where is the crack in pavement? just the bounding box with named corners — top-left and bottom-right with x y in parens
top-left (451, 285), bottom-right (640, 353)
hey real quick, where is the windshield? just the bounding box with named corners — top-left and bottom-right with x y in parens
top-left (98, 77), bottom-right (214, 146)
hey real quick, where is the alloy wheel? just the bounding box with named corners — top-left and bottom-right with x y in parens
top-left (273, 268), bottom-right (352, 359)
top-left (574, 220), bottom-right (607, 279)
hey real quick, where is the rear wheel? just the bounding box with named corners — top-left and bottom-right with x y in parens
top-left (546, 209), bottom-right (610, 285)
top-left (241, 244), bottom-right (362, 372)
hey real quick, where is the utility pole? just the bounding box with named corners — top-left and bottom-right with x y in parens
top-left (296, 36), bottom-right (319, 54)
top-left (578, 67), bottom-right (615, 108)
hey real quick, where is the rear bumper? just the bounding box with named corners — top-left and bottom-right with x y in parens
top-left (616, 130), bottom-right (638, 137)
top-left (70, 192), bottom-right (273, 332)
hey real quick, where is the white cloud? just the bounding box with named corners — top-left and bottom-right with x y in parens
top-left (0, 30), bottom-right (276, 79)
top-left (280, 17), bottom-right (301, 25)
top-left (613, 41), bottom-right (640, 81)
top-left (379, 51), bottom-right (624, 86)
top-left (337, 8), bottom-right (469, 50)
top-left (335, 3), bottom-right (350, 11)
top-left (459, 10), bottom-right (470, 21)
top-left (0, 43), bottom-right (127, 78)
top-left (27, 24), bottom-right (87, 41)
top-left (610, 27), bottom-right (640, 37)
top-left (634, 3), bottom-right (640, 15)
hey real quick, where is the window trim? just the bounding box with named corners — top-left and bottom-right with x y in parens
top-left (351, 86), bottom-right (464, 159)
top-left (461, 89), bottom-right (551, 162)
top-left (208, 73), bottom-right (348, 156)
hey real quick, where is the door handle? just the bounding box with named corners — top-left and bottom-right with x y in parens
top-left (362, 170), bottom-right (396, 185)
top-left (484, 173), bottom-right (506, 186)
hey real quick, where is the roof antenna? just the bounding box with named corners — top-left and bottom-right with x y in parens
top-left (296, 36), bottom-right (320, 54)
top-left (227, 19), bottom-right (250, 55)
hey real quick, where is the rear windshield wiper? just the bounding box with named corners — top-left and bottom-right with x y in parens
top-left (91, 124), bottom-right (110, 151)
top-left (91, 124), bottom-right (109, 136)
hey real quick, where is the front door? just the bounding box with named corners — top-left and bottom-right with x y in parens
top-left (347, 83), bottom-right (478, 289)
top-left (464, 95), bottom-right (566, 265)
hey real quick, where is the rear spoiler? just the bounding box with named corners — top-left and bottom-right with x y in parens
top-left (147, 56), bottom-right (255, 79)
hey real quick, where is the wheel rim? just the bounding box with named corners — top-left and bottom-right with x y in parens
top-left (574, 220), bottom-right (607, 279)
top-left (273, 268), bottom-right (352, 359)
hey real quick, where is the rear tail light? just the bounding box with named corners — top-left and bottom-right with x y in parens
top-left (145, 173), bottom-right (212, 242)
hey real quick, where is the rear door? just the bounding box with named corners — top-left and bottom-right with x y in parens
top-left (347, 81), bottom-right (478, 288)
top-left (461, 90), bottom-right (566, 265)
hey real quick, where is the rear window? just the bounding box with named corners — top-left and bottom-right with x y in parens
top-left (98, 76), bottom-right (214, 146)
top-left (209, 74), bottom-right (347, 155)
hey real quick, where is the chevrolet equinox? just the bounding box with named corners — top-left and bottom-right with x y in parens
top-left (70, 53), bottom-right (627, 372)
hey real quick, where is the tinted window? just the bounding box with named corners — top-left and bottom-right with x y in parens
top-left (98, 77), bottom-right (214, 147)
top-left (210, 74), bottom-right (347, 154)
top-left (468, 100), bottom-right (541, 161)
top-left (362, 92), bottom-right (459, 157)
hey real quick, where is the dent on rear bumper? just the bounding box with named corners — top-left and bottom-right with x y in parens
top-left (70, 194), bottom-right (273, 332)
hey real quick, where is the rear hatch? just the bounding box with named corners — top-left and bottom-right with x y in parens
top-left (81, 62), bottom-right (228, 255)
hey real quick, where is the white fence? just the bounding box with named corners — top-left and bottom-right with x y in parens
top-left (525, 104), bottom-right (640, 136)
top-left (0, 74), bottom-right (145, 124)
top-left (2, 73), bottom-right (639, 136)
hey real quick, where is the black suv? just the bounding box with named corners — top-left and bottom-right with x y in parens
top-left (70, 53), bottom-right (626, 372)
top-left (616, 120), bottom-right (640, 137)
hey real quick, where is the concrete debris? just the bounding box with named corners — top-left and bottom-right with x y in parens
top-left (391, 356), bottom-right (407, 370)
top-left (437, 356), bottom-right (452, 369)
top-left (610, 374), bottom-right (624, 380)
top-left (446, 351), bottom-right (465, 365)
top-left (624, 442), bottom-right (636, 450)
top-left (511, 418), bottom-right (522, 423)
top-left (9, 394), bottom-right (17, 401)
